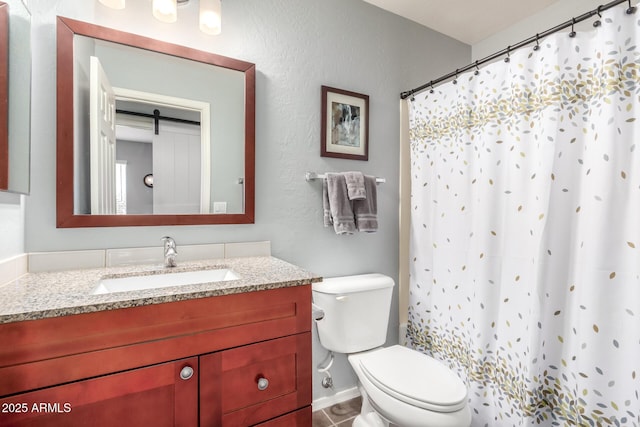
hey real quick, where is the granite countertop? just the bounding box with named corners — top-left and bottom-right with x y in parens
top-left (0, 256), bottom-right (322, 324)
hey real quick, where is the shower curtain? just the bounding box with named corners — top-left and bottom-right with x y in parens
top-left (407, 4), bottom-right (640, 426)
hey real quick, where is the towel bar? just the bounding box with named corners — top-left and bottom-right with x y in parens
top-left (305, 171), bottom-right (386, 184)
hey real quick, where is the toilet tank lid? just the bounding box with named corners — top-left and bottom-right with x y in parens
top-left (312, 273), bottom-right (394, 295)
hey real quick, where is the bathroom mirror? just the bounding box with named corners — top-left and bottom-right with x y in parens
top-left (56, 17), bottom-right (255, 227)
top-left (0, 0), bottom-right (31, 194)
top-left (0, 3), bottom-right (7, 191)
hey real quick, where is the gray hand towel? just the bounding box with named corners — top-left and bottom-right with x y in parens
top-left (343, 171), bottom-right (366, 200)
top-left (322, 178), bottom-right (333, 227)
top-left (353, 175), bottom-right (378, 232)
top-left (325, 173), bottom-right (356, 235)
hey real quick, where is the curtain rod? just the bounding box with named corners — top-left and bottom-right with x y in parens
top-left (400, 0), bottom-right (636, 100)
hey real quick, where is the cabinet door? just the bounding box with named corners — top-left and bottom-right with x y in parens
top-left (0, 357), bottom-right (198, 427)
top-left (200, 333), bottom-right (311, 427)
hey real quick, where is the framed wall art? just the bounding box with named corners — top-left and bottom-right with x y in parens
top-left (321, 86), bottom-right (369, 161)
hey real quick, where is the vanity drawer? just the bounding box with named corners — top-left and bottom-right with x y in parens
top-left (200, 333), bottom-right (311, 427)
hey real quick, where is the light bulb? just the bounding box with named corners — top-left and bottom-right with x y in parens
top-left (199, 0), bottom-right (221, 35)
top-left (98, 0), bottom-right (125, 9)
top-left (152, 0), bottom-right (177, 23)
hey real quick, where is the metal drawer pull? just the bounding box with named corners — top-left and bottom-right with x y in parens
top-left (180, 365), bottom-right (194, 380)
top-left (257, 377), bottom-right (269, 391)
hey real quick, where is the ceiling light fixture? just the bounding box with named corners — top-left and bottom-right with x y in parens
top-left (152, 0), bottom-right (178, 23)
top-left (199, 0), bottom-right (222, 35)
top-left (97, 0), bottom-right (222, 35)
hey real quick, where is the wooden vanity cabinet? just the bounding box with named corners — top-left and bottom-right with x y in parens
top-left (0, 285), bottom-right (312, 427)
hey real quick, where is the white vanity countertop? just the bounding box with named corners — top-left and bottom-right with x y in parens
top-left (0, 256), bottom-right (321, 324)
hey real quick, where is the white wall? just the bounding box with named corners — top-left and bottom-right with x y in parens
top-left (0, 193), bottom-right (25, 260)
top-left (0, 0), bottom-right (30, 263)
top-left (473, 0), bottom-right (606, 60)
top-left (25, 0), bottom-right (469, 402)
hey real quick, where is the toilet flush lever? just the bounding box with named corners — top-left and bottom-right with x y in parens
top-left (312, 303), bottom-right (325, 321)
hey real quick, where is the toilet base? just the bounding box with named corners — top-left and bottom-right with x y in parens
top-left (352, 413), bottom-right (387, 427)
top-left (353, 388), bottom-right (389, 427)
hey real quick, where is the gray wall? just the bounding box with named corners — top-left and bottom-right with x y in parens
top-left (24, 0), bottom-right (469, 401)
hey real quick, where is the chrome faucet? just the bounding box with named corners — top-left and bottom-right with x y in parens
top-left (162, 236), bottom-right (178, 268)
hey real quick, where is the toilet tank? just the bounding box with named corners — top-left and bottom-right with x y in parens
top-left (312, 274), bottom-right (394, 353)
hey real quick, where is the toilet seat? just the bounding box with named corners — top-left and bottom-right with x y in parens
top-left (358, 345), bottom-right (467, 413)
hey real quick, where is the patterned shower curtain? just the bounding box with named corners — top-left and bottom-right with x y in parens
top-left (407, 4), bottom-right (640, 426)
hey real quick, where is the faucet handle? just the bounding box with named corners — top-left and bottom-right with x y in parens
top-left (161, 236), bottom-right (177, 250)
top-left (162, 237), bottom-right (178, 268)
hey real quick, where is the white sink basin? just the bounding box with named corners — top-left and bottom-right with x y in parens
top-left (92, 268), bottom-right (239, 295)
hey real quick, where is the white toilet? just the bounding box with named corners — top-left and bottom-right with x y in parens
top-left (312, 274), bottom-right (471, 427)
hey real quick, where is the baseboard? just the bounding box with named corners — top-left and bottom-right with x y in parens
top-left (312, 386), bottom-right (361, 412)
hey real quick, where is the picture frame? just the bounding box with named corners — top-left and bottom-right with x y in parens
top-left (321, 85), bottom-right (369, 161)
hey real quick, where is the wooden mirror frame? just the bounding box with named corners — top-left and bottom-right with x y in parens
top-left (56, 16), bottom-right (255, 227)
top-left (0, 2), bottom-right (8, 190)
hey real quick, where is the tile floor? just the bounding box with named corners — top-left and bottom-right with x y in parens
top-left (312, 396), bottom-right (362, 427)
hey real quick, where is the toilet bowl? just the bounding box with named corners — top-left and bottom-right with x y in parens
top-left (312, 274), bottom-right (471, 427)
top-left (348, 346), bottom-right (471, 427)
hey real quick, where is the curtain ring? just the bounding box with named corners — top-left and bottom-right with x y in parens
top-left (452, 70), bottom-right (458, 85)
top-left (569, 18), bottom-right (577, 37)
top-left (627, 0), bottom-right (637, 14)
top-left (429, 81), bottom-right (434, 94)
top-left (593, 5), bottom-right (603, 27)
top-left (504, 46), bottom-right (511, 63)
top-left (533, 34), bottom-right (541, 51)
top-left (474, 61), bottom-right (480, 76)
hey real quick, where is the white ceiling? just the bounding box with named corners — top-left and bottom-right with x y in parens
top-left (362, 0), bottom-right (562, 45)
